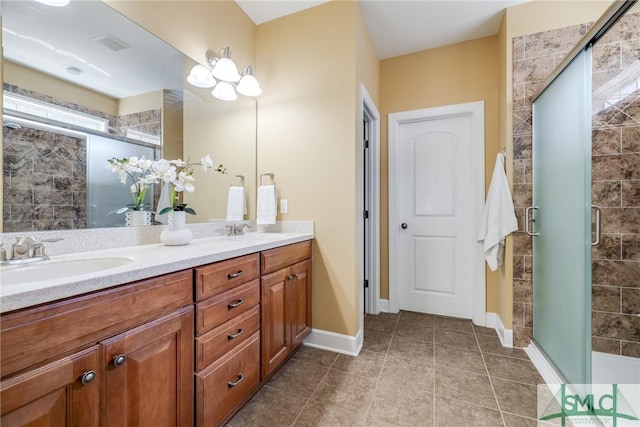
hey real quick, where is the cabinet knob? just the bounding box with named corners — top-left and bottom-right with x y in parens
top-left (227, 373), bottom-right (244, 388)
top-left (112, 354), bottom-right (127, 367)
top-left (80, 370), bottom-right (96, 385)
top-left (287, 273), bottom-right (299, 281)
top-left (227, 328), bottom-right (244, 340)
top-left (227, 299), bottom-right (244, 309)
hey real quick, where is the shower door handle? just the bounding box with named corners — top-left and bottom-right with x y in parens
top-left (592, 205), bottom-right (601, 246)
top-left (525, 206), bottom-right (539, 236)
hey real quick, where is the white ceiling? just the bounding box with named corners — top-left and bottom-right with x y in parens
top-left (236, 0), bottom-right (530, 59)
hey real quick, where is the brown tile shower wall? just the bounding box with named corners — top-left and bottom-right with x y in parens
top-left (511, 23), bottom-right (590, 348)
top-left (590, 11), bottom-right (640, 357)
top-left (511, 14), bottom-right (640, 355)
top-left (2, 85), bottom-right (162, 231)
top-left (3, 126), bottom-right (87, 231)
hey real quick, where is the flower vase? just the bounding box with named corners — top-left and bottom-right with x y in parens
top-left (160, 211), bottom-right (192, 246)
top-left (126, 210), bottom-right (152, 227)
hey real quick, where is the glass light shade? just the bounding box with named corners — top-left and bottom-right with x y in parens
top-left (35, 0), bottom-right (70, 5)
top-left (237, 74), bottom-right (262, 97)
top-left (211, 81), bottom-right (237, 101)
top-left (187, 64), bottom-right (216, 88)
top-left (211, 58), bottom-right (241, 82)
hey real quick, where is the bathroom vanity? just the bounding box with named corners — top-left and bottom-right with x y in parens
top-left (0, 232), bottom-right (313, 426)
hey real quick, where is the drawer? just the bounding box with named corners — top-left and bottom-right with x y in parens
top-left (260, 240), bottom-right (312, 275)
top-left (195, 253), bottom-right (259, 301)
top-left (1, 270), bottom-right (193, 378)
top-left (196, 331), bottom-right (260, 427)
top-left (195, 305), bottom-right (260, 371)
top-left (196, 279), bottom-right (260, 335)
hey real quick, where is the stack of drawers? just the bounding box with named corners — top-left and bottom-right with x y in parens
top-left (194, 253), bottom-right (261, 427)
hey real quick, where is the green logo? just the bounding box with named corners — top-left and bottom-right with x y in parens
top-left (539, 384), bottom-right (639, 426)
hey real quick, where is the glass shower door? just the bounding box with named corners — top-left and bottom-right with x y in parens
top-left (532, 48), bottom-right (592, 386)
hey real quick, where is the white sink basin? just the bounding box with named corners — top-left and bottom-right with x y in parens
top-left (0, 257), bottom-right (134, 285)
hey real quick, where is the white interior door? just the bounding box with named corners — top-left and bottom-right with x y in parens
top-left (389, 102), bottom-right (485, 322)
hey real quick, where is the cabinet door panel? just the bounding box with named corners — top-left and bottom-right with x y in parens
top-left (101, 307), bottom-right (193, 427)
top-left (261, 241), bottom-right (311, 275)
top-left (260, 269), bottom-right (289, 379)
top-left (290, 259), bottom-right (312, 348)
top-left (1, 346), bottom-right (99, 427)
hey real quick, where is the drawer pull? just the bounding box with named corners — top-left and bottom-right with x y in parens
top-left (228, 328), bottom-right (244, 340)
top-left (228, 299), bottom-right (244, 309)
top-left (287, 273), bottom-right (299, 281)
top-left (228, 373), bottom-right (244, 388)
top-left (80, 370), bottom-right (96, 385)
top-left (228, 270), bottom-right (244, 279)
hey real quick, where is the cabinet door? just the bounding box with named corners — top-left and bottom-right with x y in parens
top-left (101, 306), bottom-right (194, 427)
top-left (289, 259), bottom-right (312, 348)
top-left (1, 346), bottom-right (99, 427)
top-left (260, 268), bottom-right (290, 379)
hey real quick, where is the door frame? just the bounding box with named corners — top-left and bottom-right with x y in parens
top-left (359, 84), bottom-right (381, 321)
top-left (388, 101), bottom-right (486, 326)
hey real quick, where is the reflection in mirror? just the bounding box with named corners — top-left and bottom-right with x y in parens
top-left (2, 0), bottom-right (257, 232)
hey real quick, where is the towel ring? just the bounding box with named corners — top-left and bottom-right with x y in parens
top-left (260, 172), bottom-right (275, 186)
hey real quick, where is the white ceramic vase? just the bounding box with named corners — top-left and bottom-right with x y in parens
top-left (126, 210), bottom-right (152, 227)
top-left (160, 211), bottom-right (193, 246)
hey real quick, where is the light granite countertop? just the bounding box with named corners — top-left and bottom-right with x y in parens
top-left (0, 231), bottom-right (313, 313)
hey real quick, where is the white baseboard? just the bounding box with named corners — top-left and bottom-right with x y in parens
top-left (378, 299), bottom-right (390, 313)
top-left (491, 313), bottom-right (513, 348)
top-left (524, 341), bottom-right (564, 385)
top-left (303, 328), bottom-right (363, 356)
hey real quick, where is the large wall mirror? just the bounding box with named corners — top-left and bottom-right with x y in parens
top-left (1, 0), bottom-right (256, 232)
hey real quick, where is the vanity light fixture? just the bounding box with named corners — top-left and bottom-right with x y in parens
top-left (186, 47), bottom-right (261, 101)
top-left (34, 0), bottom-right (70, 6)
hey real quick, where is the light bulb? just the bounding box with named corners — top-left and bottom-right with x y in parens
top-left (212, 81), bottom-right (237, 101)
top-left (237, 74), bottom-right (262, 97)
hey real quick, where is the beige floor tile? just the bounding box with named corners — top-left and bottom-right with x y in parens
top-left (484, 354), bottom-right (544, 385)
top-left (332, 350), bottom-right (386, 378)
top-left (491, 378), bottom-right (539, 419)
top-left (365, 314), bottom-right (398, 334)
top-left (363, 331), bottom-right (393, 354)
top-left (311, 368), bottom-right (376, 415)
top-left (476, 335), bottom-right (529, 360)
top-left (435, 366), bottom-right (498, 409)
top-left (433, 316), bottom-right (474, 333)
top-left (394, 320), bottom-right (435, 343)
top-left (267, 358), bottom-right (330, 398)
top-left (501, 412), bottom-right (537, 427)
top-left (293, 399), bottom-right (366, 427)
top-left (434, 396), bottom-right (504, 427)
top-left (375, 365), bottom-right (434, 408)
top-left (388, 336), bottom-right (434, 362)
top-left (398, 310), bottom-right (436, 325)
top-left (434, 329), bottom-right (479, 351)
top-left (228, 386), bottom-right (306, 427)
top-left (473, 324), bottom-right (499, 337)
top-left (434, 344), bottom-right (486, 374)
top-left (292, 345), bottom-right (339, 367)
top-left (366, 395), bottom-right (433, 427)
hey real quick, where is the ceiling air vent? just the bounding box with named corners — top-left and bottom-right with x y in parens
top-left (93, 34), bottom-right (131, 52)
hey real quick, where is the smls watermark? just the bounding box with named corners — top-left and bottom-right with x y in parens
top-left (538, 383), bottom-right (640, 426)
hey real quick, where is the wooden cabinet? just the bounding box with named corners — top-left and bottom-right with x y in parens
top-left (1, 346), bottom-right (100, 427)
top-left (0, 271), bottom-right (194, 427)
top-left (260, 242), bottom-right (312, 379)
top-left (194, 254), bottom-right (261, 427)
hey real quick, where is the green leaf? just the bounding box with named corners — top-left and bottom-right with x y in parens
top-left (159, 207), bottom-right (173, 215)
top-left (184, 207), bottom-right (196, 215)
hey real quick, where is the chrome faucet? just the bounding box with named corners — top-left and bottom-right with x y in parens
top-left (2, 236), bottom-right (63, 266)
top-left (225, 223), bottom-right (250, 236)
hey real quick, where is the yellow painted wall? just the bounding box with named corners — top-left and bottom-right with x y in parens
top-left (118, 90), bottom-right (163, 116)
top-left (256, 1), bottom-right (363, 336)
top-left (4, 61), bottom-right (118, 115)
top-left (379, 36), bottom-right (500, 313)
top-left (496, 0), bottom-right (612, 328)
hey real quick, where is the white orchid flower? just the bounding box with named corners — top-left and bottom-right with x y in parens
top-left (201, 154), bottom-right (214, 172)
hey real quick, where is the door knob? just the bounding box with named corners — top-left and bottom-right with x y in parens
top-left (401, 223), bottom-right (408, 229)
top-left (80, 370), bottom-right (96, 385)
top-left (112, 354), bottom-right (127, 367)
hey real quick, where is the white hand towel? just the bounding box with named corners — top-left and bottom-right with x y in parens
top-left (226, 186), bottom-right (246, 221)
top-left (256, 184), bottom-right (277, 225)
top-left (154, 182), bottom-right (172, 225)
top-left (477, 153), bottom-right (518, 271)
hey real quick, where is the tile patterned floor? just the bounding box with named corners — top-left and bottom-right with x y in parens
top-left (228, 311), bottom-right (550, 427)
